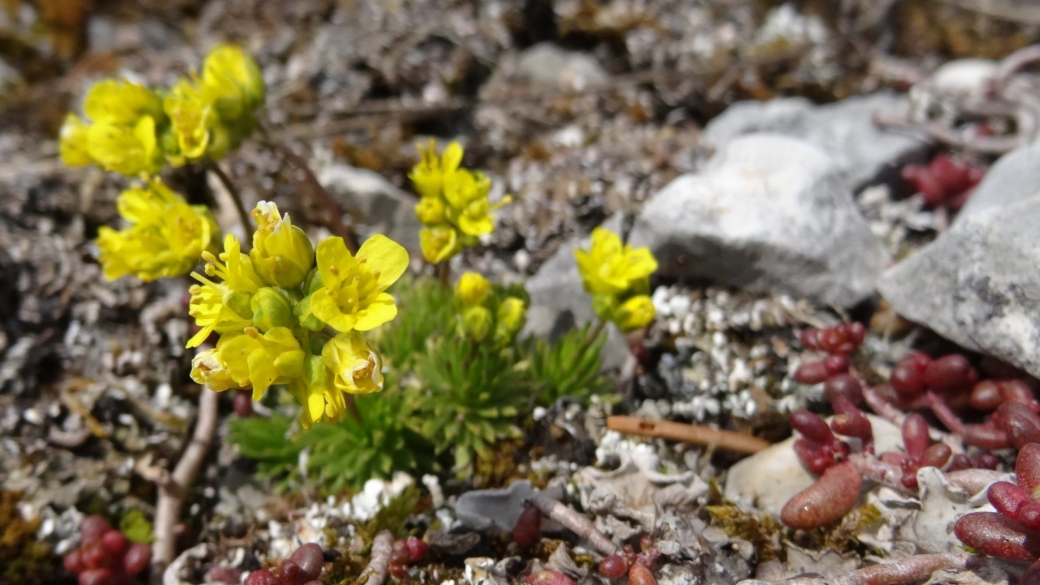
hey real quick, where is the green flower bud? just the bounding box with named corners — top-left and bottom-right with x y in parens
top-left (460, 305), bottom-right (493, 342)
top-left (224, 290), bottom-right (254, 321)
top-left (591, 293), bottom-right (618, 322)
top-left (250, 287), bottom-right (293, 332)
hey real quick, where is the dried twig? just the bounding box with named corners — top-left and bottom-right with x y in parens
top-left (739, 552), bottom-right (987, 585)
top-left (607, 416), bottom-right (771, 455)
top-left (151, 388), bottom-right (220, 578)
top-left (361, 530), bottom-right (395, 585)
top-left (527, 491), bottom-right (617, 556)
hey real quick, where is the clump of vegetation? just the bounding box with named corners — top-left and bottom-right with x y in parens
top-left (0, 491), bottom-right (58, 583)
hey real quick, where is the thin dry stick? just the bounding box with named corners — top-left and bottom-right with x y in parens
top-left (257, 123), bottom-right (359, 253)
top-left (739, 552), bottom-right (984, 585)
top-left (151, 388), bottom-right (220, 576)
top-left (527, 491), bottom-right (617, 556)
top-left (361, 530), bottom-right (395, 585)
top-left (206, 159), bottom-right (253, 233)
top-left (607, 416), bottom-right (771, 455)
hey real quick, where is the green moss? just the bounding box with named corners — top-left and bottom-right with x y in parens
top-left (119, 508), bottom-right (154, 543)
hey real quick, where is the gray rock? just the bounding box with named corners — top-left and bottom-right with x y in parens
top-left (490, 42), bottom-right (608, 93)
top-left (317, 164), bottom-right (421, 255)
top-left (702, 93), bottom-right (928, 191)
top-left (524, 216), bottom-right (629, 369)
top-left (957, 139), bottom-right (1040, 223)
top-left (454, 479), bottom-right (536, 531)
top-left (628, 134), bottom-right (890, 307)
top-left (878, 194), bottom-right (1040, 378)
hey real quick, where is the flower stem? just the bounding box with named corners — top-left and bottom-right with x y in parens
top-left (577, 318), bottom-right (607, 360)
top-left (437, 261), bottom-right (452, 289)
top-left (345, 394), bottom-right (362, 423)
top-left (206, 159), bottom-right (253, 234)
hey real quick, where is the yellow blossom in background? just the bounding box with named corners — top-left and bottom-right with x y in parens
top-left (250, 202), bottom-right (314, 288)
top-left (217, 327), bottom-right (305, 401)
top-left (410, 140), bottom-right (509, 264)
top-left (455, 272), bottom-right (492, 306)
top-left (59, 80), bottom-right (165, 176)
top-left (299, 235), bottom-right (409, 332)
top-left (575, 228), bottom-right (657, 296)
top-left (575, 227), bottom-right (658, 333)
top-left (164, 78), bottom-right (217, 165)
top-left (96, 181), bottom-right (218, 282)
top-left (202, 44), bottom-right (265, 122)
top-left (322, 332), bottom-right (384, 395)
top-left (494, 296), bottom-right (527, 346)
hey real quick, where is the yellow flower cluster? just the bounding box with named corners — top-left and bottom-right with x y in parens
top-left (188, 201), bottom-right (409, 428)
top-left (574, 228), bottom-right (658, 332)
top-left (409, 141), bottom-right (510, 264)
top-left (59, 45), bottom-right (265, 177)
top-left (97, 180), bottom-right (219, 281)
top-left (454, 272), bottom-right (527, 347)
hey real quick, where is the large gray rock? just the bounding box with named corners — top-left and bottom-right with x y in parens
top-left (879, 194), bottom-right (1040, 378)
top-left (627, 134), bottom-right (890, 307)
top-left (702, 93), bottom-right (928, 191)
top-left (317, 164), bottom-right (421, 255)
top-left (957, 139), bottom-right (1040, 223)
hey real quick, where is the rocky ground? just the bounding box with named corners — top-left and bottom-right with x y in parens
top-left (5, 1), bottom-right (1040, 584)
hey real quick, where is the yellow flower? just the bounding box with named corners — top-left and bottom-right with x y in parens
top-left (217, 327), bottom-right (305, 401)
top-left (612, 295), bottom-right (656, 332)
top-left (250, 201), bottom-right (314, 288)
top-left (322, 332), bottom-right (384, 395)
top-left (574, 227), bottom-right (658, 296)
top-left (299, 235), bottom-right (409, 332)
top-left (97, 181), bottom-right (218, 282)
top-left (190, 348), bottom-right (242, 391)
top-left (419, 225), bottom-right (462, 264)
top-left (455, 272), bottom-right (491, 306)
top-left (443, 169), bottom-right (505, 237)
top-left (86, 116), bottom-right (163, 176)
top-left (288, 355), bottom-right (347, 429)
top-left (58, 114), bottom-right (93, 166)
top-left (202, 44), bottom-right (265, 122)
top-left (459, 305), bottom-right (493, 342)
top-left (164, 78), bottom-right (216, 164)
top-left (186, 234), bottom-right (265, 348)
top-left (409, 140), bottom-right (463, 200)
top-left (83, 79), bottom-right (163, 125)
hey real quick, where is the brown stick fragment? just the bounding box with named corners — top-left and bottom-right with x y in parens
top-left (527, 491), bottom-right (617, 556)
top-left (607, 416), bottom-right (771, 455)
top-left (151, 388), bottom-right (220, 578)
top-left (361, 530), bottom-right (395, 585)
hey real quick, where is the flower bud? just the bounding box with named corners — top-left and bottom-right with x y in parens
top-left (190, 349), bottom-right (241, 391)
top-left (250, 287), bottom-right (293, 332)
top-left (455, 272), bottom-right (491, 307)
top-left (415, 196), bottom-right (446, 225)
top-left (493, 296), bottom-right (527, 346)
top-left (250, 202), bottom-right (315, 288)
top-left (321, 332), bottom-right (384, 395)
top-left (613, 294), bottom-right (656, 332)
top-left (460, 305), bottom-right (493, 342)
top-left (419, 225), bottom-right (460, 264)
top-left (202, 45), bottom-right (265, 121)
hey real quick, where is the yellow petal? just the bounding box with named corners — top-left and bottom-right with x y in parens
top-left (356, 234), bottom-right (409, 289)
top-left (354, 292), bottom-right (397, 331)
top-left (315, 237), bottom-right (353, 287)
top-left (442, 141), bottom-right (464, 172)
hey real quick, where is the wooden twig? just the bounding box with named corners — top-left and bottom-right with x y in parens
top-left (739, 552), bottom-right (985, 585)
top-left (607, 416), bottom-right (771, 455)
top-left (361, 530), bottom-right (395, 585)
top-left (872, 112), bottom-right (1025, 154)
top-left (151, 388), bottom-right (220, 578)
top-left (527, 491), bottom-right (617, 556)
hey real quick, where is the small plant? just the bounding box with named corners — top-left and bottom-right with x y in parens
top-left (526, 323), bottom-right (609, 406)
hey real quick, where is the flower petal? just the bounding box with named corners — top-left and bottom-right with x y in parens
top-left (356, 235), bottom-right (409, 289)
